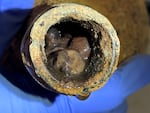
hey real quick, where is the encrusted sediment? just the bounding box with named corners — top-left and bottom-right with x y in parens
top-left (21, 3), bottom-right (120, 98)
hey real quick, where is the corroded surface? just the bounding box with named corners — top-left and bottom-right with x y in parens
top-left (54, 49), bottom-right (86, 75)
top-left (69, 37), bottom-right (91, 60)
top-left (21, 3), bottom-right (120, 97)
top-left (34, 0), bottom-right (150, 62)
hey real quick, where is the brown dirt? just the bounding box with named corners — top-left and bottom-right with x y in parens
top-left (34, 0), bottom-right (150, 63)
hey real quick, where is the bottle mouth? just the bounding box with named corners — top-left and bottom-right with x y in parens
top-left (21, 3), bottom-right (120, 97)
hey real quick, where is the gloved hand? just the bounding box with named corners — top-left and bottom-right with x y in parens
top-left (1, 1), bottom-right (150, 113)
top-left (1, 55), bottom-right (150, 113)
top-left (0, 0), bottom-right (34, 57)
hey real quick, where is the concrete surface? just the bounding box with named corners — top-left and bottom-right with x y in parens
top-left (128, 85), bottom-right (150, 113)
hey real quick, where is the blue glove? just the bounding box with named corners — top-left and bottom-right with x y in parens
top-left (1, 55), bottom-right (150, 113)
top-left (1, 1), bottom-right (150, 113)
top-left (0, 0), bottom-right (34, 57)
